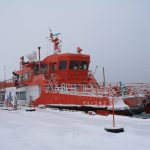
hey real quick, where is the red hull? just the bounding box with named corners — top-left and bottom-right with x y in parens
top-left (145, 102), bottom-right (150, 114)
top-left (33, 92), bottom-right (110, 107)
top-left (124, 96), bottom-right (145, 107)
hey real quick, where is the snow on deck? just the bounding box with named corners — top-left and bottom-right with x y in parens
top-left (0, 108), bottom-right (150, 150)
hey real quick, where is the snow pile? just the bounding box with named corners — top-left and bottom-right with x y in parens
top-left (0, 108), bottom-right (150, 150)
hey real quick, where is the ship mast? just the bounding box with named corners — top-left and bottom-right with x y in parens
top-left (48, 29), bottom-right (62, 54)
top-left (102, 67), bottom-right (106, 86)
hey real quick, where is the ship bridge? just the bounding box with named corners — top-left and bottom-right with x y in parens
top-left (42, 53), bottom-right (90, 84)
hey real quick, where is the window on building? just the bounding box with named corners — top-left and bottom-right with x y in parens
top-left (20, 91), bottom-right (26, 100)
top-left (69, 60), bottom-right (79, 69)
top-left (59, 60), bottom-right (67, 70)
top-left (80, 61), bottom-right (89, 70)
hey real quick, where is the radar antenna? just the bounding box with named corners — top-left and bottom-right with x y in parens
top-left (48, 28), bottom-right (62, 54)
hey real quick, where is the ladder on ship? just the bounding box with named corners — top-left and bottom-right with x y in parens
top-left (44, 71), bottom-right (58, 91)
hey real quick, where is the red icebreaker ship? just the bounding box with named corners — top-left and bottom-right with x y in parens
top-left (0, 30), bottom-right (147, 115)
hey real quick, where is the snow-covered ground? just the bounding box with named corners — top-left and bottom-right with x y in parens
top-left (0, 108), bottom-right (150, 150)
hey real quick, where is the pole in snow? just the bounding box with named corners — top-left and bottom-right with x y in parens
top-left (112, 97), bottom-right (115, 128)
top-left (104, 97), bottom-right (124, 133)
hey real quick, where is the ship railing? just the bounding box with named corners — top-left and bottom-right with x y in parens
top-left (123, 82), bottom-right (150, 95)
top-left (102, 82), bottom-right (150, 91)
top-left (0, 79), bottom-right (15, 89)
top-left (45, 82), bottom-right (148, 98)
top-left (45, 83), bottom-right (116, 97)
top-left (104, 82), bottom-right (148, 96)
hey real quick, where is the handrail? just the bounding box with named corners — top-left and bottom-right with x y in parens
top-left (45, 83), bottom-right (118, 97)
top-left (0, 79), bottom-right (15, 89)
top-left (44, 82), bottom-right (148, 98)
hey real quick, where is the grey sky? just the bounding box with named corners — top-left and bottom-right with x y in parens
top-left (0, 0), bottom-right (150, 83)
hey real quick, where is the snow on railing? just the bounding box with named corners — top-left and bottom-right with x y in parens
top-left (0, 79), bottom-right (15, 89)
top-left (45, 83), bottom-right (118, 97)
top-left (44, 82), bottom-right (149, 98)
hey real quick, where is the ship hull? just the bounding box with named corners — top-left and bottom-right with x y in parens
top-left (33, 92), bottom-right (109, 107)
top-left (123, 96), bottom-right (145, 107)
top-left (144, 94), bottom-right (150, 114)
top-left (32, 92), bottom-right (144, 116)
top-left (123, 96), bottom-right (145, 115)
top-left (145, 103), bottom-right (150, 114)
top-left (106, 106), bottom-right (144, 116)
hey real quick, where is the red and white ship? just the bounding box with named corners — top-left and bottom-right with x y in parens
top-left (0, 30), bottom-right (146, 115)
top-left (132, 83), bottom-right (150, 114)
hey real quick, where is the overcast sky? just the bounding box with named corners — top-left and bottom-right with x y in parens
top-left (0, 0), bottom-right (150, 83)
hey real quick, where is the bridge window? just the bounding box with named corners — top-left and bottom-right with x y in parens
top-left (59, 60), bottom-right (67, 70)
top-left (69, 60), bottom-right (79, 69)
top-left (23, 73), bottom-right (29, 80)
top-left (33, 65), bottom-right (39, 75)
top-left (53, 63), bottom-right (57, 71)
top-left (41, 64), bottom-right (48, 73)
top-left (80, 61), bottom-right (89, 70)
